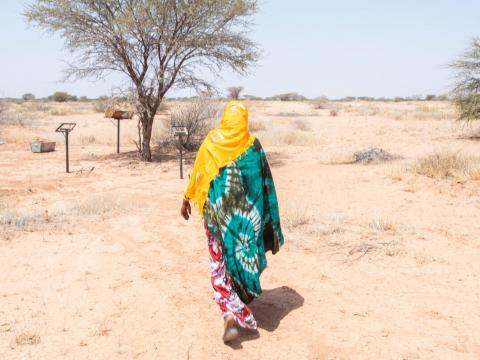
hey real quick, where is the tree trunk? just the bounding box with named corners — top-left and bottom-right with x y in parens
top-left (139, 111), bottom-right (154, 161)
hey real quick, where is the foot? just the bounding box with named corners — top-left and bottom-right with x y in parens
top-left (222, 315), bottom-right (239, 343)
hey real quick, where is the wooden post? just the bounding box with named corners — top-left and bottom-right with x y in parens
top-left (117, 118), bottom-right (120, 154)
top-left (179, 135), bottom-right (183, 179)
top-left (65, 132), bottom-right (70, 173)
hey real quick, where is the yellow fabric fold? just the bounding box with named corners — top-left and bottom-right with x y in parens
top-left (184, 100), bottom-right (255, 215)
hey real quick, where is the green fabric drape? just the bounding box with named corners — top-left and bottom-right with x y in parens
top-left (203, 139), bottom-right (284, 304)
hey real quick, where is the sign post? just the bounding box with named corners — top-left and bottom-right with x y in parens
top-left (172, 126), bottom-right (188, 179)
top-left (55, 123), bottom-right (76, 173)
top-left (104, 109), bottom-right (134, 154)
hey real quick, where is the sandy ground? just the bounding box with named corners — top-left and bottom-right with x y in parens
top-left (1, 100), bottom-right (480, 359)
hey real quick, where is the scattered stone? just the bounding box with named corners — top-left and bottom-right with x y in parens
top-left (353, 147), bottom-right (399, 164)
top-left (0, 141), bottom-right (5, 145)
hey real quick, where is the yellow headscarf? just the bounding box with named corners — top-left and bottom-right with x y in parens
top-left (184, 100), bottom-right (255, 215)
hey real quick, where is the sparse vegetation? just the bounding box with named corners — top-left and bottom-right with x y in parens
top-left (369, 218), bottom-right (397, 233)
top-left (277, 131), bottom-right (317, 146)
top-left (266, 93), bottom-right (307, 101)
top-left (412, 152), bottom-right (480, 181)
top-left (292, 119), bottom-right (311, 131)
top-left (283, 205), bottom-right (311, 229)
top-left (166, 98), bottom-right (220, 151)
top-left (249, 119), bottom-right (266, 132)
top-left (14, 332), bottom-right (41, 346)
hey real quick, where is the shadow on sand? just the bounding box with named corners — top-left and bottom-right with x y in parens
top-left (227, 286), bottom-right (304, 349)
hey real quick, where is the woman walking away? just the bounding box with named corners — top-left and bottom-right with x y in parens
top-left (180, 101), bottom-right (284, 343)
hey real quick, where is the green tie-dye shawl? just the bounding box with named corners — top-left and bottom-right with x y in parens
top-left (203, 139), bottom-right (284, 304)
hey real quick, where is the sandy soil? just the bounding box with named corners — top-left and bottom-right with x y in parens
top-left (1, 100), bottom-right (480, 359)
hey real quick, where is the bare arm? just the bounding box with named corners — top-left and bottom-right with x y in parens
top-left (180, 199), bottom-right (191, 220)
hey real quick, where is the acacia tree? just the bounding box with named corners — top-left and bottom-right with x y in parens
top-left (25, 0), bottom-right (259, 160)
top-left (451, 38), bottom-right (480, 122)
top-left (227, 86), bottom-right (243, 100)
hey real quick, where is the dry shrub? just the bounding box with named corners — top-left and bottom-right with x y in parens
top-left (249, 119), bottom-right (266, 132)
top-left (50, 106), bottom-right (72, 116)
top-left (273, 111), bottom-right (301, 117)
top-left (166, 98), bottom-right (220, 151)
top-left (292, 119), bottom-right (311, 131)
top-left (19, 101), bottom-right (51, 113)
top-left (70, 195), bottom-right (125, 216)
top-left (1, 195), bottom-right (134, 233)
top-left (0, 207), bottom-right (41, 228)
top-left (369, 218), bottom-right (397, 233)
top-left (79, 135), bottom-right (97, 145)
top-left (312, 101), bottom-right (328, 110)
top-left (330, 109), bottom-right (338, 117)
top-left (412, 152), bottom-right (480, 181)
top-left (353, 147), bottom-right (399, 164)
top-left (15, 332), bottom-right (41, 346)
top-left (278, 131), bottom-right (317, 146)
top-left (283, 205), bottom-right (311, 229)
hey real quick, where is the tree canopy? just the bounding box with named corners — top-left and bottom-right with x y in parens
top-left (25, 0), bottom-right (259, 160)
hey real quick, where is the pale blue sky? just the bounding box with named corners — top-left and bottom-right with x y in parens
top-left (0, 0), bottom-right (478, 99)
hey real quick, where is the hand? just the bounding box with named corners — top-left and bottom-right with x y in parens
top-left (180, 199), bottom-right (191, 220)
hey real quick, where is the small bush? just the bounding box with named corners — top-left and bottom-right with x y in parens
top-left (353, 147), bottom-right (398, 164)
top-left (330, 109), bottom-right (338, 117)
top-left (22, 93), bottom-right (35, 101)
top-left (166, 98), bottom-right (220, 151)
top-left (49, 91), bottom-right (77, 102)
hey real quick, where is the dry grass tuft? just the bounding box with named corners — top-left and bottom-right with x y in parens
top-left (50, 106), bottom-right (73, 116)
top-left (412, 152), bottom-right (480, 181)
top-left (292, 119), bottom-right (311, 131)
top-left (312, 100), bottom-right (328, 110)
top-left (249, 119), bottom-right (266, 132)
top-left (0, 206), bottom-right (41, 228)
top-left (0, 195), bottom-right (135, 234)
top-left (93, 321), bottom-right (112, 337)
top-left (79, 135), bottom-right (98, 145)
top-left (278, 131), bottom-right (317, 146)
top-left (283, 205), bottom-right (312, 229)
top-left (15, 332), bottom-right (41, 346)
top-left (69, 195), bottom-right (127, 216)
top-left (369, 218), bottom-right (397, 233)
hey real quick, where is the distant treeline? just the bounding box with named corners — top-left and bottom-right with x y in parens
top-left (1, 91), bottom-right (450, 102)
